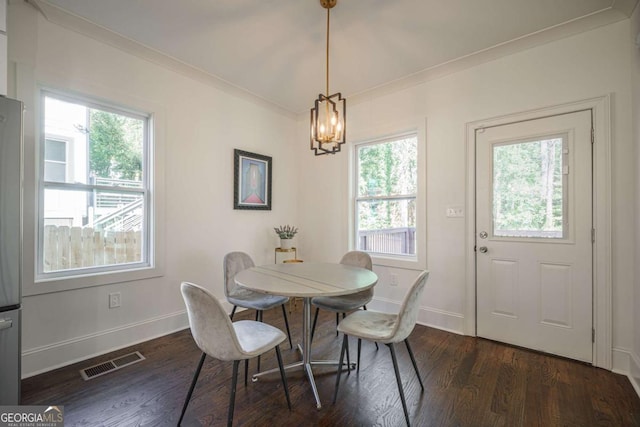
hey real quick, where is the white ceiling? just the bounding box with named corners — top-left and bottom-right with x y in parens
top-left (29, 0), bottom-right (638, 114)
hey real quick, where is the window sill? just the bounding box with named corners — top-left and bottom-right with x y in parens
top-left (24, 265), bottom-right (163, 296)
top-left (370, 253), bottom-right (425, 271)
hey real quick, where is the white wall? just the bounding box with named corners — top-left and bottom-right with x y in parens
top-left (0, 0), bottom-right (7, 95)
top-left (297, 20), bottom-right (635, 366)
top-left (9, 2), bottom-right (298, 377)
top-left (631, 2), bottom-right (640, 394)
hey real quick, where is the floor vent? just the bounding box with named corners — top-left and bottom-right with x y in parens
top-left (80, 351), bottom-right (145, 381)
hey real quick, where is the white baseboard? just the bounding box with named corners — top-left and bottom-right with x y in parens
top-left (22, 310), bottom-right (189, 378)
top-left (611, 347), bottom-right (640, 399)
top-left (628, 350), bottom-right (640, 398)
top-left (369, 298), bottom-right (465, 335)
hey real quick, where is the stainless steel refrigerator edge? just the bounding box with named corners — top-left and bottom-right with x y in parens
top-left (0, 96), bottom-right (23, 405)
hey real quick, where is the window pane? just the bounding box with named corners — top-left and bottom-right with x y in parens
top-left (44, 97), bottom-right (88, 184)
top-left (43, 95), bottom-right (144, 186)
top-left (357, 198), bottom-right (416, 255)
top-left (43, 188), bottom-right (144, 272)
top-left (357, 136), bottom-right (417, 197)
top-left (45, 139), bottom-right (66, 162)
top-left (44, 162), bottom-right (66, 182)
top-left (89, 110), bottom-right (143, 184)
top-left (492, 137), bottom-right (565, 238)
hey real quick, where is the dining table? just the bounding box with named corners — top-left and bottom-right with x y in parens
top-left (234, 261), bottom-right (378, 409)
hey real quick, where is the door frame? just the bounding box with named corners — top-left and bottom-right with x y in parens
top-left (464, 95), bottom-right (611, 369)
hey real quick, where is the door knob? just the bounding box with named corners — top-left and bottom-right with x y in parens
top-left (478, 246), bottom-right (488, 253)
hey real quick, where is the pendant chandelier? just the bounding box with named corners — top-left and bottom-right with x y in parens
top-left (310, 0), bottom-right (346, 156)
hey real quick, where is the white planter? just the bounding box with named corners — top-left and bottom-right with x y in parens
top-left (280, 238), bottom-right (293, 250)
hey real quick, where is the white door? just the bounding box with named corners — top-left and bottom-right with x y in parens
top-left (476, 110), bottom-right (593, 363)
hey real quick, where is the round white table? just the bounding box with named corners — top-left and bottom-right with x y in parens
top-left (234, 262), bottom-right (378, 409)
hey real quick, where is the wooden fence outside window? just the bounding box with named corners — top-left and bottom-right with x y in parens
top-left (43, 225), bottom-right (142, 272)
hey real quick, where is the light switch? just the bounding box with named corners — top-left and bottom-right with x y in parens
top-left (446, 206), bottom-right (464, 218)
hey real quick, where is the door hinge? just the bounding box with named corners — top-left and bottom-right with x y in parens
top-left (592, 328), bottom-right (595, 343)
top-left (591, 127), bottom-right (595, 144)
top-left (591, 228), bottom-right (596, 243)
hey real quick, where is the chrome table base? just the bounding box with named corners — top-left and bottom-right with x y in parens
top-left (252, 297), bottom-right (354, 409)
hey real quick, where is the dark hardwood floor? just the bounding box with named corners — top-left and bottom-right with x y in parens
top-left (22, 304), bottom-right (640, 426)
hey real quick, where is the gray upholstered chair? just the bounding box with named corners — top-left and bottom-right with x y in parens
top-left (310, 251), bottom-right (374, 342)
top-left (333, 270), bottom-right (429, 427)
top-left (178, 282), bottom-right (291, 427)
top-left (224, 251), bottom-right (292, 351)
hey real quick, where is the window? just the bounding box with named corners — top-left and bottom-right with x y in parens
top-left (354, 133), bottom-right (418, 257)
top-left (38, 91), bottom-right (151, 279)
top-left (44, 138), bottom-right (69, 183)
top-left (492, 136), bottom-right (567, 239)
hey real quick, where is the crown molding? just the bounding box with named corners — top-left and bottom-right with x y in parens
top-left (25, 0), bottom-right (297, 119)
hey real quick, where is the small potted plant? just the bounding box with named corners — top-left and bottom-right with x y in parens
top-left (274, 225), bottom-right (298, 250)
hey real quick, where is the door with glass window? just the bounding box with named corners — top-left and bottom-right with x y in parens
top-left (475, 110), bottom-right (593, 362)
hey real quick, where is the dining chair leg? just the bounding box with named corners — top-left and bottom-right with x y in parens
top-left (345, 336), bottom-right (351, 374)
top-left (228, 360), bottom-right (240, 427)
top-left (310, 307), bottom-right (320, 343)
top-left (244, 359), bottom-right (249, 387)
top-left (362, 306), bottom-right (379, 350)
top-left (333, 334), bottom-right (349, 404)
top-left (388, 343), bottom-right (411, 427)
top-left (404, 339), bottom-right (424, 390)
top-left (275, 345), bottom-right (292, 410)
top-left (340, 312), bottom-right (351, 369)
top-left (256, 311), bottom-right (263, 372)
top-left (281, 305), bottom-right (293, 349)
top-left (356, 338), bottom-right (362, 372)
top-left (230, 306), bottom-right (237, 320)
top-left (336, 313), bottom-right (340, 336)
top-left (178, 352), bottom-right (206, 426)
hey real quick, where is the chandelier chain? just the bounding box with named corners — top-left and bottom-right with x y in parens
top-left (326, 6), bottom-right (330, 96)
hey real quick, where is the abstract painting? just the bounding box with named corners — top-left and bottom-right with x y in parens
top-left (234, 149), bottom-right (272, 210)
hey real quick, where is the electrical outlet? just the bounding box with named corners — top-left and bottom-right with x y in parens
top-left (390, 274), bottom-right (398, 286)
top-left (109, 292), bottom-right (121, 309)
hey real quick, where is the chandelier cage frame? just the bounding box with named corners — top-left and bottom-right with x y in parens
top-left (310, 0), bottom-right (347, 156)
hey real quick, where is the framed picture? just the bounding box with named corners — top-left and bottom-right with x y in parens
top-left (234, 149), bottom-right (272, 210)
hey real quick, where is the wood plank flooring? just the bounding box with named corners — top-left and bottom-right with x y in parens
top-left (22, 305), bottom-right (640, 426)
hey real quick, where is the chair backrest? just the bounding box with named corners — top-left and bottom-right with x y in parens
top-left (340, 251), bottom-right (373, 271)
top-left (181, 281), bottom-right (245, 361)
top-left (340, 251), bottom-right (374, 301)
top-left (223, 251), bottom-right (255, 298)
top-left (390, 271), bottom-right (430, 343)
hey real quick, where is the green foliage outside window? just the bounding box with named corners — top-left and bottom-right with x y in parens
top-left (357, 136), bottom-right (417, 231)
top-left (493, 138), bottom-right (564, 236)
top-left (89, 110), bottom-right (143, 181)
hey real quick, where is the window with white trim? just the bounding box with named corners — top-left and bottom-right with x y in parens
top-left (44, 137), bottom-right (70, 183)
top-left (38, 90), bottom-right (151, 279)
top-left (354, 133), bottom-right (418, 257)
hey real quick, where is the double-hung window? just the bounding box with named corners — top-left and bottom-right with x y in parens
top-left (38, 90), bottom-right (151, 279)
top-left (354, 133), bottom-right (418, 258)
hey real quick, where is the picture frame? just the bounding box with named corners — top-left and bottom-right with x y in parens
top-left (234, 149), bottom-right (272, 210)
